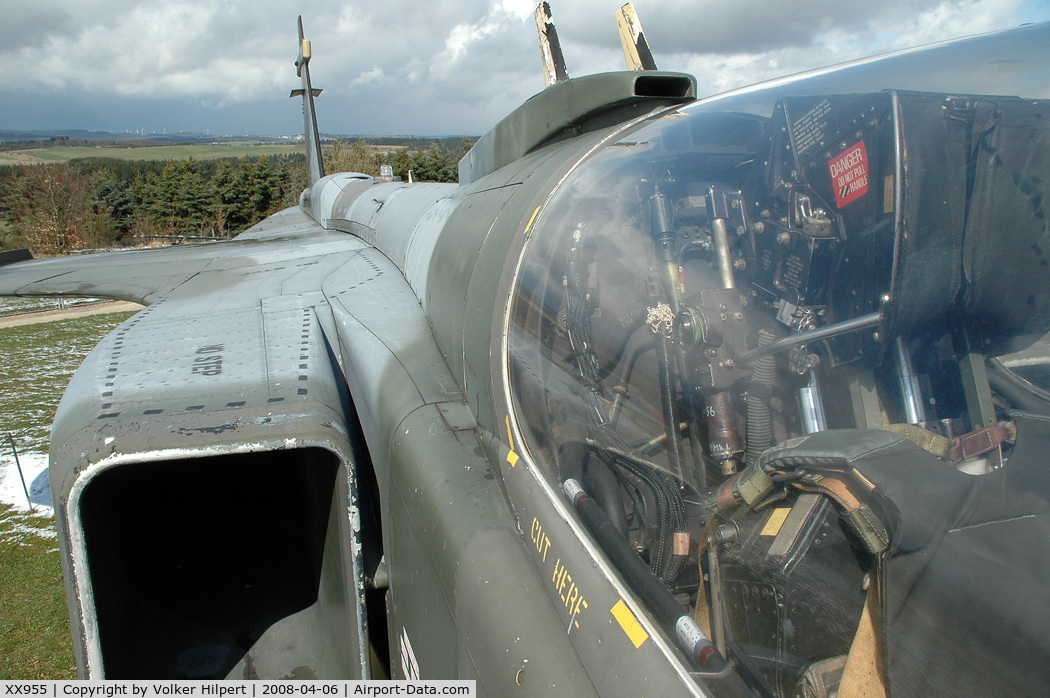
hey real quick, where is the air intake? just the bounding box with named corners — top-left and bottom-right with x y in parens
top-left (459, 70), bottom-right (698, 183)
top-left (79, 448), bottom-right (355, 679)
top-left (634, 74), bottom-right (695, 98)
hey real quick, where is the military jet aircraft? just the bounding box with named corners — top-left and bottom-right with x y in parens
top-left (2, 3), bottom-right (1050, 695)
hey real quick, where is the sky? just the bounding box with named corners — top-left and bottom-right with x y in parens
top-left (0, 0), bottom-right (1048, 138)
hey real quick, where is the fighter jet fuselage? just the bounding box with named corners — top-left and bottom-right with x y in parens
top-left (3, 7), bottom-right (1050, 696)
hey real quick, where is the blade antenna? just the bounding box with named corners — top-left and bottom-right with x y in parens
top-left (616, 2), bottom-right (658, 71)
top-left (291, 16), bottom-right (325, 186)
top-left (534, 2), bottom-right (569, 87)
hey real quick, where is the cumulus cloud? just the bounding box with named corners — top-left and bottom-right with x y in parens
top-left (0, 0), bottom-right (138, 52)
top-left (662, 0), bottom-right (1028, 98)
top-left (0, 0), bottom-right (1041, 135)
top-left (351, 67), bottom-right (386, 87)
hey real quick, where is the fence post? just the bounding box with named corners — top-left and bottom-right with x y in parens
top-left (6, 433), bottom-right (34, 512)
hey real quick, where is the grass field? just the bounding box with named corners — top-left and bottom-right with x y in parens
top-left (0, 307), bottom-right (137, 678)
top-left (0, 504), bottom-right (75, 679)
top-left (0, 310), bottom-right (138, 453)
top-left (0, 143), bottom-right (303, 166)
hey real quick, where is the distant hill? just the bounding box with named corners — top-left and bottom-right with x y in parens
top-left (0, 130), bottom-right (218, 145)
top-left (0, 130), bottom-right (477, 148)
top-left (0, 130), bottom-right (305, 150)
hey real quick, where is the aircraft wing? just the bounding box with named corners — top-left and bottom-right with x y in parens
top-left (0, 209), bottom-right (329, 305)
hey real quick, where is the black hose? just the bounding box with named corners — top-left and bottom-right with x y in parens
top-left (610, 327), bottom-right (655, 428)
top-left (656, 332), bottom-right (686, 486)
top-left (585, 453), bottom-right (629, 538)
top-left (564, 479), bottom-right (725, 671)
top-left (566, 289), bottom-right (601, 388)
top-left (586, 436), bottom-right (688, 583)
top-left (557, 438), bottom-right (588, 485)
top-left (564, 479), bottom-right (754, 698)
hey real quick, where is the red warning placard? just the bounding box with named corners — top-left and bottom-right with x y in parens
top-left (828, 141), bottom-right (869, 208)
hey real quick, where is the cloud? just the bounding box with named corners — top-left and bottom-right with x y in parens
top-left (0, 0), bottom-right (138, 52)
top-left (0, 0), bottom-right (1043, 136)
top-left (351, 67), bottom-right (385, 87)
top-left (661, 0), bottom-right (1028, 98)
top-left (2, 0), bottom-right (293, 95)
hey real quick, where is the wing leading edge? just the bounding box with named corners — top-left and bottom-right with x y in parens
top-left (0, 208), bottom-right (332, 306)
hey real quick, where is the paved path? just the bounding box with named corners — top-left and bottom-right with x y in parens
top-left (0, 301), bottom-right (144, 328)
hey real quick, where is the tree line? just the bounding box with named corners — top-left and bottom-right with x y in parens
top-left (0, 139), bottom-right (467, 256)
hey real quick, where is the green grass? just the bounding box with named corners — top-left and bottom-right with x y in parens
top-left (0, 308), bottom-right (137, 677)
top-left (0, 311), bottom-right (139, 453)
top-left (0, 143), bottom-right (303, 165)
top-left (0, 504), bottom-right (76, 679)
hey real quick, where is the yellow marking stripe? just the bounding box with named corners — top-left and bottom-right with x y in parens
top-left (883, 174), bottom-right (895, 214)
top-left (611, 599), bottom-right (649, 649)
top-left (524, 206), bottom-right (542, 234)
top-left (761, 507), bottom-right (791, 536)
top-left (505, 415), bottom-right (518, 467)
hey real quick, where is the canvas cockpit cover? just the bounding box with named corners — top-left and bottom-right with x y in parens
top-left (752, 417), bottom-right (1050, 695)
